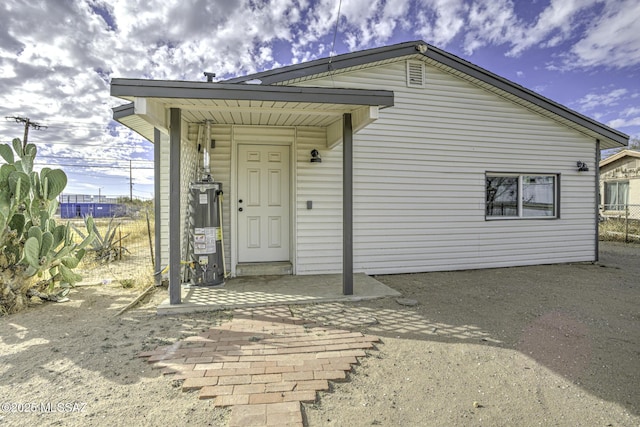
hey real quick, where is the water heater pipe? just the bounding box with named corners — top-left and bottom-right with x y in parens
top-left (203, 119), bottom-right (212, 180)
top-left (218, 192), bottom-right (228, 278)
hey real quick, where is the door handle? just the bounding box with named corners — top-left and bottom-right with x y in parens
top-left (238, 207), bottom-right (243, 212)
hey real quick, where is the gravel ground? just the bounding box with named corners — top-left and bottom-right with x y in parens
top-left (1, 241), bottom-right (638, 426)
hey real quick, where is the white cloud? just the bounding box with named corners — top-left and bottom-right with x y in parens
top-left (462, 0), bottom-right (520, 53)
top-left (607, 116), bottom-right (640, 129)
top-left (415, 0), bottom-right (467, 47)
top-left (621, 106), bottom-right (640, 117)
top-left (575, 88), bottom-right (628, 111)
top-left (507, 0), bottom-right (601, 56)
top-left (562, 0), bottom-right (640, 68)
top-left (408, 0), bottom-right (640, 71)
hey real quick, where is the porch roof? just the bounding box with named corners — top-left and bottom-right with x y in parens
top-left (111, 79), bottom-right (394, 141)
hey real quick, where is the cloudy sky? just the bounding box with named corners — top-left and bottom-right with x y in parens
top-left (1, 0), bottom-right (639, 198)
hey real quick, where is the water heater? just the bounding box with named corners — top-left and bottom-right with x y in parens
top-left (188, 181), bottom-right (224, 286)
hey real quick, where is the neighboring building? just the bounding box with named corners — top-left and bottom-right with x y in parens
top-left (110, 41), bottom-right (628, 304)
top-left (59, 194), bottom-right (124, 218)
top-left (599, 150), bottom-right (640, 218)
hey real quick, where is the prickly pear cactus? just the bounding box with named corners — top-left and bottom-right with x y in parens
top-left (0, 138), bottom-right (95, 314)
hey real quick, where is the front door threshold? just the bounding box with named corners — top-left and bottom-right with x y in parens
top-left (236, 262), bottom-right (292, 277)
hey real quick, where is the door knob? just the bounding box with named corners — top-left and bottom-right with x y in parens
top-left (238, 207), bottom-right (243, 212)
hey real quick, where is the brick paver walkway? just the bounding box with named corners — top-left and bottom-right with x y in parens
top-left (138, 306), bottom-right (379, 427)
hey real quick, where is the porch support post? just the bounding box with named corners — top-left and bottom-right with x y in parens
top-left (169, 108), bottom-right (181, 305)
top-left (595, 138), bottom-right (600, 262)
top-left (343, 113), bottom-right (353, 295)
top-left (153, 128), bottom-right (162, 286)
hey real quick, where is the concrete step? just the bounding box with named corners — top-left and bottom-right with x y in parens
top-left (236, 261), bottom-right (292, 277)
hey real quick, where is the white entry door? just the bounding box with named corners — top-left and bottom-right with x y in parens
top-left (237, 144), bottom-right (290, 262)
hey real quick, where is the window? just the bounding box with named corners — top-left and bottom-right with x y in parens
top-left (486, 174), bottom-right (558, 219)
top-left (604, 181), bottom-right (628, 210)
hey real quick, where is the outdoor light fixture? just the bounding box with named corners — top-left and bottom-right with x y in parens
top-left (310, 149), bottom-right (322, 163)
top-left (416, 43), bottom-right (428, 54)
top-left (577, 161), bottom-right (589, 172)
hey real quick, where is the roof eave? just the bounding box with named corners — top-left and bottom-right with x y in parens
top-left (223, 40), bottom-right (423, 85)
top-left (112, 102), bottom-right (155, 142)
top-left (110, 79), bottom-right (394, 108)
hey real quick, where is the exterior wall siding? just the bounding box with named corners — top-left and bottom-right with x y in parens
top-left (180, 123), bottom-right (199, 265)
top-left (210, 125), bottom-right (233, 270)
top-left (159, 132), bottom-right (170, 268)
top-left (292, 60), bottom-right (597, 274)
top-left (295, 127), bottom-right (343, 274)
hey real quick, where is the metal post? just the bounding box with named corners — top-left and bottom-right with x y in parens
top-left (153, 129), bottom-right (162, 286)
top-left (343, 113), bottom-right (353, 295)
top-left (625, 205), bottom-right (629, 243)
top-left (169, 109), bottom-right (181, 305)
top-left (595, 139), bottom-right (600, 261)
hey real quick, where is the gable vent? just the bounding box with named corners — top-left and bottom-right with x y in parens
top-left (406, 60), bottom-right (425, 88)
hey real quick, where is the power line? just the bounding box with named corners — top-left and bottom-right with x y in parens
top-left (6, 140), bottom-right (152, 148)
top-left (5, 116), bottom-right (47, 149)
top-left (329, 0), bottom-right (343, 61)
top-left (328, 0), bottom-right (343, 88)
top-left (33, 162), bottom-right (154, 170)
top-left (38, 154), bottom-right (153, 163)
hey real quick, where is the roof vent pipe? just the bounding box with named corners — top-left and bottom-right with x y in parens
top-left (204, 72), bottom-right (216, 82)
top-left (202, 120), bottom-right (212, 181)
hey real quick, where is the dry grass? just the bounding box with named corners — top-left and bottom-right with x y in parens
top-left (599, 217), bottom-right (640, 242)
top-left (71, 216), bottom-right (156, 291)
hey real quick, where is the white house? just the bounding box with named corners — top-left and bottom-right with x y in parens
top-left (111, 41), bottom-right (628, 305)
top-left (600, 149), bottom-right (640, 218)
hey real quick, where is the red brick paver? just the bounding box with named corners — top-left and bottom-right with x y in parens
top-left (139, 307), bottom-right (379, 427)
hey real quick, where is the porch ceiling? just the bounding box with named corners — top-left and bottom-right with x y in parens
top-left (111, 78), bottom-right (394, 141)
top-left (161, 97), bottom-right (368, 127)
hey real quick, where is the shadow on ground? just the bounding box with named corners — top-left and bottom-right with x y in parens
top-left (293, 241), bottom-right (640, 418)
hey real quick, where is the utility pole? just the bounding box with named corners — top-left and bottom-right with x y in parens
top-left (129, 159), bottom-right (133, 201)
top-left (5, 116), bottom-right (47, 150)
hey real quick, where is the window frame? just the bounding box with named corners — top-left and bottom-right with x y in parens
top-left (485, 172), bottom-right (560, 220)
top-left (603, 180), bottom-right (629, 211)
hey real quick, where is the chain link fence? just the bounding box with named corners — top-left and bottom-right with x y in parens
top-left (599, 204), bottom-right (640, 243)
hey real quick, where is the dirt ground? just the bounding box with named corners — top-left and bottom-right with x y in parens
top-left (1, 241), bottom-right (638, 426)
